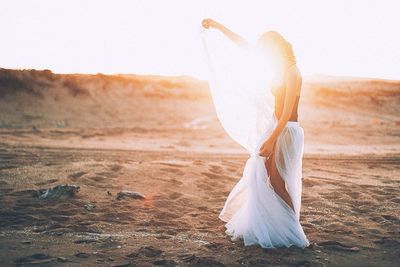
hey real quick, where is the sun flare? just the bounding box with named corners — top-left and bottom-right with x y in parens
top-left (1, 0), bottom-right (399, 80)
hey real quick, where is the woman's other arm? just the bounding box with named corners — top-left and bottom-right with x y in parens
top-left (259, 66), bottom-right (302, 157)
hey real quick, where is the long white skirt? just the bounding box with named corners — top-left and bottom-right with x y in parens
top-left (218, 120), bottom-right (310, 248)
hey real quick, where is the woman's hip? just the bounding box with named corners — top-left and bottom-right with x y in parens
top-left (277, 122), bottom-right (304, 150)
top-left (285, 120), bottom-right (300, 128)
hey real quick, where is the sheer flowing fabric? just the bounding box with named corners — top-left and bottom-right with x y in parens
top-left (201, 28), bottom-right (310, 248)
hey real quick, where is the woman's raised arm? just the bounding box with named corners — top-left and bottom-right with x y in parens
top-left (202, 18), bottom-right (249, 48)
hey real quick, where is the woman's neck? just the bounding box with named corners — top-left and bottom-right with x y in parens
top-left (278, 60), bottom-right (294, 73)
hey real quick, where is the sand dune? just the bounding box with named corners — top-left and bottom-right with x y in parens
top-left (1, 68), bottom-right (399, 154)
top-left (0, 68), bottom-right (399, 266)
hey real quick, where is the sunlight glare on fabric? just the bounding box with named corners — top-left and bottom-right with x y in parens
top-left (201, 28), bottom-right (276, 154)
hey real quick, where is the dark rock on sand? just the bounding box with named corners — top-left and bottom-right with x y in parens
top-left (374, 237), bottom-right (400, 246)
top-left (138, 245), bottom-right (163, 257)
top-left (39, 184), bottom-right (80, 200)
top-left (57, 256), bottom-right (69, 262)
top-left (178, 253), bottom-right (196, 262)
top-left (15, 253), bottom-right (56, 264)
top-left (111, 262), bottom-right (132, 267)
top-left (116, 191), bottom-right (145, 200)
top-left (126, 252), bottom-right (139, 258)
top-left (178, 253), bottom-right (225, 267)
top-left (205, 242), bottom-right (224, 250)
top-left (153, 259), bottom-right (177, 266)
top-left (84, 203), bottom-right (96, 211)
top-left (74, 252), bottom-right (91, 258)
top-left (74, 239), bottom-right (98, 244)
top-left (292, 260), bottom-right (312, 267)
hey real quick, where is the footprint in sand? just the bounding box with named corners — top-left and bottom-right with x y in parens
top-left (226, 167), bottom-right (238, 173)
top-left (87, 171), bottom-right (116, 184)
top-left (68, 171), bottom-right (87, 181)
top-left (193, 160), bottom-right (204, 166)
top-left (197, 206), bottom-right (210, 212)
top-left (95, 171), bottom-right (113, 177)
top-left (319, 191), bottom-right (339, 200)
top-left (15, 253), bottom-right (56, 265)
top-left (316, 241), bottom-right (360, 252)
top-left (128, 245), bottom-right (163, 258)
top-left (390, 197), bottom-right (400, 204)
top-left (160, 168), bottom-right (184, 175)
top-left (167, 191), bottom-right (183, 200)
top-left (196, 182), bottom-right (214, 191)
top-left (204, 242), bottom-right (224, 250)
top-left (84, 174), bottom-right (112, 189)
top-left (34, 179), bottom-right (59, 186)
top-left (201, 172), bottom-right (232, 183)
top-left (221, 160), bottom-right (238, 168)
top-left (345, 191), bottom-right (361, 198)
top-left (169, 178), bottom-right (183, 186)
top-left (109, 164), bottom-right (123, 172)
top-left (177, 254), bottom-right (225, 266)
top-left (381, 214), bottom-right (400, 223)
top-left (154, 210), bottom-right (183, 220)
top-left (303, 177), bottom-right (326, 188)
top-left (208, 164), bottom-right (223, 174)
top-left (158, 162), bottom-right (185, 168)
top-left (374, 237), bottom-right (400, 247)
top-left (369, 188), bottom-right (387, 195)
top-left (88, 175), bottom-right (106, 182)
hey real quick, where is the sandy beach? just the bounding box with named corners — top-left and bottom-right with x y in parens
top-left (0, 68), bottom-right (399, 266)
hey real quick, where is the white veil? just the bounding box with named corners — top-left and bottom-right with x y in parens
top-left (200, 27), bottom-right (277, 155)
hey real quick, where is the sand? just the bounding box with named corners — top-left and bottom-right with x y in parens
top-left (0, 68), bottom-right (399, 266)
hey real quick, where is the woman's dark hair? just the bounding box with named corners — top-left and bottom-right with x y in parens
top-left (258, 31), bottom-right (296, 64)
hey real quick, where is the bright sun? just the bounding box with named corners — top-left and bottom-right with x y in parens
top-left (0, 0), bottom-right (399, 80)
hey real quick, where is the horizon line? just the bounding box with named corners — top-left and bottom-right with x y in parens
top-left (1, 66), bottom-right (399, 83)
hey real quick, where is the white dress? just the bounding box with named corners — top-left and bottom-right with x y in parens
top-left (201, 28), bottom-right (310, 248)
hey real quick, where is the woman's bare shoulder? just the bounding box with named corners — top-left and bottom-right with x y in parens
top-left (287, 65), bottom-right (302, 79)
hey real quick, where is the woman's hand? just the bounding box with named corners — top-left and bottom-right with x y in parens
top-left (202, 18), bottom-right (248, 47)
top-left (202, 18), bottom-right (220, 30)
top-left (259, 137), bottom-right (276, 158)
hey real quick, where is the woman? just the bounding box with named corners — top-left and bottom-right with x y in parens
top-left (202, 18), bottom-right (310, 248)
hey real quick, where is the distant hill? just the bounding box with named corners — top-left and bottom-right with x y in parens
top-left (0, 68), bottom-right (209, 99)
top-left (0, 67), bottom-right (398, 130)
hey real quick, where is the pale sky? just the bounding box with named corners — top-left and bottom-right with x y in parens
top-left (1, 0), bottom-right (399, 80)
